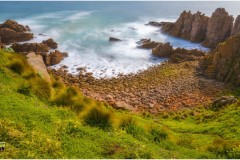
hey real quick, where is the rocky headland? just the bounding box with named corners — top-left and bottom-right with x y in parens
top-left (199, 34), bottom-right (240, 86)
top-left (149, 8), bottom-right (239, 49)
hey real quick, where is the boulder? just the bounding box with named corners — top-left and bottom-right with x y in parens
top-left (199, 34), bottom-right (240, 86)
top-left (11, 43), bottom-right (49, 55)
top-left (42, 38), bottom-right (58, 49)
top-left (212, 96), bottom-right (237, 111)
top-left (43, 50), bottom-right (64, 66)
top-left (109, 37), bottom-right (121, 42)
top-left (170, 48), bottom-right (205, 63)
top-left (0, 28), bottom-right (33, 44)
top-left (141, 41), bottom-right (160, 49)
top-left (0, 20), bottom-right (30, 32)
top-left (152, 42), bottom-right (173, 57)
top-left (26, 52), bottom-right (51, 82)
top-left (112, 101), bottom-right (135, 111)
top-left (147, 21), bottom-right (161, 27)
top-left (202, 8), bottom-right (234, 48)
top-left (0, 20), bottom-right (33, 44)
top-left (137, 38), bottom-right (151, 44)
top-left (231, 15), bottom-right (240, 36)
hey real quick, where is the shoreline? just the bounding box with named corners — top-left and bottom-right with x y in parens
top-left (50, 60), bottom-right (231, 114)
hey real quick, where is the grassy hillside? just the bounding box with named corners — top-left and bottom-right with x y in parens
top-left (0, 50), bottom-right (240, 158)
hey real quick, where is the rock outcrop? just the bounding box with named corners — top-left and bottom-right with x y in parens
top-left (211, 96), bottom-right (237, 111)
top-left (43, 50), bottom-right (66, 66)
top-left (199, 34), bottom-right (240, 86)
top-left (11, 43), bottom-right (67, 66)
top-left (140, 39), bottom-right (159, 49)
top-left (0, 36), bottom-right (5, 48)
top-left (109, 37), bottom-right (121, 42)
top-left (26, 52), bottom-right (51, 82)
top-left (170, 48), bottom-right (205, 63)
top-left (42, 38), bottom-right (58, 49)
top-left (139, 39), bottom-right (205, 63)
top-left (160, 11), bottom-right (209, 43)
top-left (231, 15), bottom-right (240, 36)
top-left (111, 101), bottom-right (136, 111)
top-left (152, 42), bottom-right (173, 57)
top-left (11, 43), bottom-right (49, 55)
top-left (156, 8), bottom-right (237, 49)
top-left (202, 8), bottom-right (234, 48)
top-left (0, 20), bottom-right (33, 44)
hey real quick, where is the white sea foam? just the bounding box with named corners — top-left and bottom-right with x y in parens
top-left (65, 11), bottom-right (93, 21)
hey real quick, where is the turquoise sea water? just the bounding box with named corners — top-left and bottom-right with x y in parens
top-left (1, 2), bottom-right (240, 78)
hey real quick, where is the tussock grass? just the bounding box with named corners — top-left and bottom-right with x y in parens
top-left (83, 105), bottom-right (114, 130)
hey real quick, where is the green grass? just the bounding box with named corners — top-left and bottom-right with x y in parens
top-left (0, 50), bottom-right (240, 158)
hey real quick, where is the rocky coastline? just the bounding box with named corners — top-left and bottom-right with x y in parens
top-left (0, 20), bottom-right (67, 66)
top-left (149, 8), bottom-right (240, 49)
top-left (1, 7), bottom-right (239, 113)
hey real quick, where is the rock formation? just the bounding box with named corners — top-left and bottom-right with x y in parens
top-left (190, 12), bottom-right (209, 42)
top-left (26, 52), bottom-right (51, 82)
top-left (0, 20), bottom-right (33, 44)
top-left (11, 43), bottom-right (49, 55)
top-left (138, 39), bottom-right (205, 63)
top-left (231, 15), bottom-right (240, 36)
top-left (0, 36), bottom-right (5, 48)
top-left (202, 8), bottom-right (234, 48)
top-left (152, 42), bottom-right (173, 57)
top-left (43, 50), bottom-right (66, 66)
top-left (199, 34), bottom-right (240, 86)
top-left (11, 42), bottom-right (67, 66)
top-left (42, 38), bottom-right (58, 49)
top-left (109, 37), bottom-right (121, 42)
top-left (170, 48), bottom-right (205, 63)
top-left (156, 8), bottom-right (237, 49)
top-left (140, 39), bottom-right (159, 49)
top-left (160, 11), bottom-right (209, 43)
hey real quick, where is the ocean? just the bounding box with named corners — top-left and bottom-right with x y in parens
top-left (1, 1), bottom-right (240, 78)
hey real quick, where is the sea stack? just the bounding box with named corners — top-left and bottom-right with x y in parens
top-left (202, 8), bottom-right (234, 48)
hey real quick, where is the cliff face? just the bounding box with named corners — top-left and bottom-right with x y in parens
top-left (159, 8), bottom-right (236, 49)
top-left (231, 15), bottom-right (240, 36)
top-left (202, 8), bottom-right (234, 48)
top-left (199, 34), bottom-right (240, 86)
top-left (160, 11), bottom-right (209, 43)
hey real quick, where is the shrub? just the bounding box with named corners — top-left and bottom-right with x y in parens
top-left (83, 106), bottom-right (113, 130)
top-left (17, 83), bottom-right (31, 96)
top-left (120, 116), bottom-right (146, 139)
top-left (228, 145), bottom-right (240, 159)
top-left (3, 47), bottom-right (14, 53)
top-left (120, 116), bottom-right (137, 129)
top-left (150, 128), bottom-right (167, 142)
top-left (207, 138), bottom-right (240, 158)
top-left (52, 80), bottom-right (65, 90)
top-left (51, 86), bottom-right (85, 112)
top-left (29, 78), bottom-right (52, 100)
top-left (7, 59), bottom-right (25, 75)
top-left (176, 137), bottom-right (194, 149)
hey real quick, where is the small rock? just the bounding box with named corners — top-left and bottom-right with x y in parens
top-left (109, 37), bottom-right (121, 42)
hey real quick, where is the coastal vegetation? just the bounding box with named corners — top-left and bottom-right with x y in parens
top-left (0, 49), bottom-right (240, 158)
